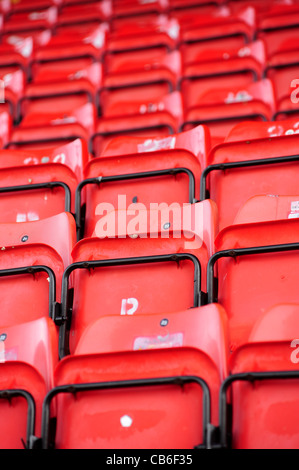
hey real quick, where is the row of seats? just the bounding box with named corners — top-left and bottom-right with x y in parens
top-left (0, 0), bottom-right (299, 153)
top-left (0, 0), bottom-right (299, 450)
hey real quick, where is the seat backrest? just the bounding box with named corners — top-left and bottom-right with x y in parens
top-left (202, 132), bottom-right (299, 232)
top-left (0, 138), bottom-right (89, 182)
top-left (208, 218), bottom-right (299, 351)
top-left (61, 212), bottom-right (216, 355)
top-left (220, 302), bottom-right (299, 449)
top-left (0, 161), bottom-right (78, 216)
top-left (78, 147), bottom-right (207, 239)
top-left (0, 243), bottom-right (64, 327)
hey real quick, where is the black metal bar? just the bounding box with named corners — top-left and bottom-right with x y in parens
top-left (179, 67), bottom-right (259, 89)
top-left (0, 265), bottom-right (56, 320)
top-left (99, 78), bottom-right (174, 93)
top-left (75, 168), bottom-right (196, 240)
top-left (41, 375), bottom-right (211, 449)
top-left (207, 242), bottom-right (299, 304)
top-left (28, 53), bottom-right (98, 79)
top-left (103, 42), bottom-right (173, 58)
top-left (5, 135), bottom-right (83, 149)
top-left (180, 113), bottom-right (268, 134)
top-left (0, 389), bottom-right (36, 449)
top-left (59, 253), bottom-right (202, 358)
top-left (273, 109), bottom-right (299, 120)
top-left (264, 60), bottom-right (299, 78)
top-left (258, 22), bottom-right (299, 33)
top-left (0, 181), bottom-right (71, 213)
top-left (200, 153), bottom-right (299, 201)
top-left (179, 31), bottom-right (250, 47)
top-left (219, 370), bottom-right (299, 448)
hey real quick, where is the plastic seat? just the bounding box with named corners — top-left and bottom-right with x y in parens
top-left (59, 204), bottom-right (217, 356)
top-left (17, 101), bottom-right (97, 140)
top-left (8, 121), bottom-right (90, 151)
top-left (41, 303), bottom-right (228, 449)
top-left (207, 218), bottom-right (299, 352)
top-left (99, 123), bottom-right (211, 162)
top-left (1, 137), bottom-right (89, 182)
top-left (0, 242), bottom-right (64, 327)
top-left (16, 78), bottom-right (97, 124)
top-left (57, 1), bottom-right (111, 28)
top-left (257, 3), bottom-right (299, 59)
top-left (181, 79), bottom-right (276, 145)
top-left (91, 91), bottom-right (184, 156)
top-left (224, 118), bottom-right (299, 142)
top-left (3, 6), bottom-right (58, 35)
top-left (0, 211), bottom-right (76, 270)
top-left (8, 0), bottom-right (59, 13)
top-left (112, 0), bottom-right (167, 19)
top-left (105, 17), bottom-right (179, 58)
top-left (218, 303), bottom-right (299, 449)
top-left (28, 22), bottom-right (106, 82)
top-left (101, 50), bottom-right (181, 99)
top-left (200, 130), bottom-right (299, 232)
top-left (0, 161), bottom-right (77, 218)
top-left (180, 39), bottom-right (266, 82)
top-left (178, 6), bottom-right (256, 61)
top-left (0, 317), bottom-right (58, 449)
top-left (78, 125), bottom-right (211, 239)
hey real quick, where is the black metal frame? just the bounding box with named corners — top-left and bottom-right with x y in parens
top-left (59, 252), bottom-right (202, 358)
top-left (218, 370), bottom-right (299, 449)
top-left (75, 167), bottom-right (196, 240)
top-left (0, 389), bottom-right (36, 449)
top-left (207, 242), bottom-right (299, 304)
top-left (0, 181), bottom-right (71, 214)
top-left (199, 153), bottom-right (299, 202)
top-left (41, 375), bottom-right (211, 449)
top-left (180, 113), bottom-right (268, 134)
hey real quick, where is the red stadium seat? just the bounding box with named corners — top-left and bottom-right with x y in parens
top-left (59, 206), bottom-right (217, 355)
top-left (181, 79), bottom-right (276, 145)
top-left (91, 91), bottom-right (184, 156)
top-left (0, 211), bottom-right (76, 269)
top-left (78, 125), bottom-right (211, 239)
top-left (207, 218), bottom-right (299, 352)
top-left (0, 162), bottom-right (77, 218)
top-left (0, 317), bottom-right (58, 448)
top-left (1, 138), bottom-right (89, 181)
top-left (200, 130), bottom-right (299, 232)
top-left (41, 303), bottom-right (228, 449)
top-left (3, 6), bottom-right (58, 35)
top-left (219, 303), bottom-right (299, 448)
